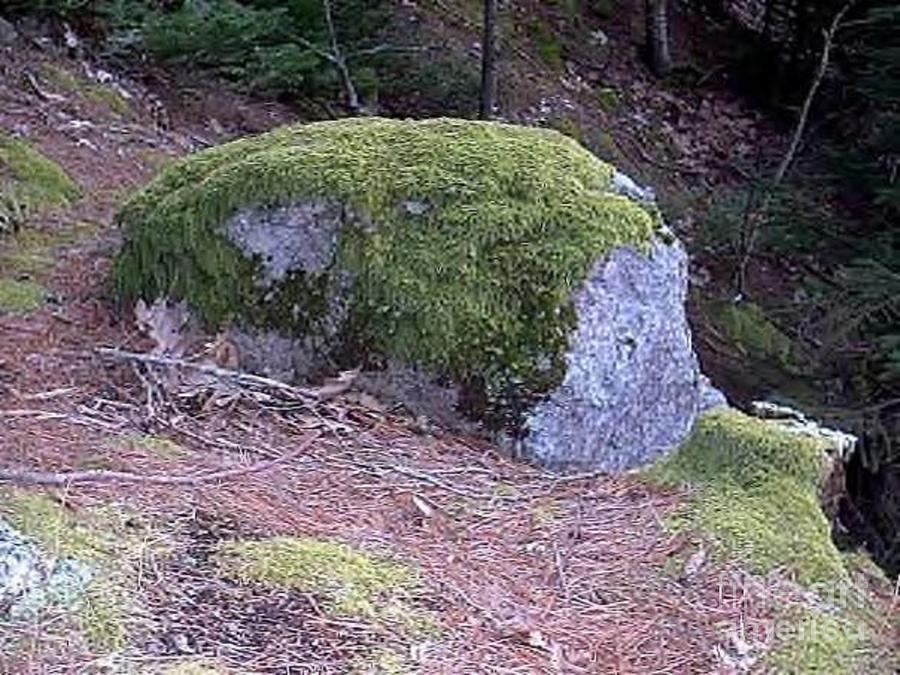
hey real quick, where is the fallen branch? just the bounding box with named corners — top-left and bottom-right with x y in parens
top-left (0, 431), bottom-right (322, 487)
top-left (94, 347), bottom-right (318, 400)
top-left (1, 408), bottom-right (124, 431)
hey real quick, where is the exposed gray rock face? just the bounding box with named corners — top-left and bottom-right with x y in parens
top-left (229, 329), bottom-right (313, 382)
top-left (521, 235), bottom-right (704, 471)
top-left (612, 170), bottom-right (656, 204)
top-left (0, 17), bottom-right (18, 46)
top-left (212, 175), bottom-right (722, 473)
top-left (0, 518), bottom-right (91, 620)
top-left (222, 200), bottom-right (343, 285)
top-left (222, 201), bottom-right (356, 380)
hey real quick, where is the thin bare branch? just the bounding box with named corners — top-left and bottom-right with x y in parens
top-left (0, 432), bottom-right (322, 487)
top-left (94, 347), bottom-right (317, 400)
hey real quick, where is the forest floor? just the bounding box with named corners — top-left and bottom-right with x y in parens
top-left (0, 15), bottom-right (898, 675)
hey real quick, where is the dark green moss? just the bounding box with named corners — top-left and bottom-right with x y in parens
top-left (113, 118), bottom-right (655, 415)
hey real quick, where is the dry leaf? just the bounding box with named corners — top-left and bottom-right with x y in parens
top-left (134, 297), bottom-right (197, 357)
top-left (315, 367), bottom-right (360, 399)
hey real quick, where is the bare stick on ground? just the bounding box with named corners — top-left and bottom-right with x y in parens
top-left (0, 432), bottom-right (322, 487)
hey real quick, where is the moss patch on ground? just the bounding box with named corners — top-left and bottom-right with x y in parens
top-left (42, 64), bottom-right (131, 116)
top-left (652, 408), bottom-right (842, 585)
top-left (0, 134), bottom-right (80, 232)
top-left (651, 408), bottom-right (898, 672)
top-left (215, 536), bottom-right (433, 636)
top-left (0, 489), bottom-right (152, 652)
top-left (111, 432), bottom-right (188, 460)
top-left (114, 118), bottom-right (656, 422)
top-left (765, 606), bottom-right (865, 674)
top-left (0, 220), bottom-right (99, 313)
top-left (1, 220), bottom-right (98, 277)
top-left (0, 278), bottom-right (44, 312)
top-left (154, 659), bottom-right (225, 675)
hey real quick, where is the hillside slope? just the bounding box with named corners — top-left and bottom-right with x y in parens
top-left (0, 26), bottom-right (897, 675)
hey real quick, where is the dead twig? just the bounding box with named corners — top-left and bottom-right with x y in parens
top-left (0, 408), bottom-right (124, 431)
top-left (0, 431), bottom-right (322, 487)
top-left (94, 347), bottom-right (317, 400)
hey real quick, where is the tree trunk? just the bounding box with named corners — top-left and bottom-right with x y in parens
top-left (479, 0), bottom-right (498, 119)
top-left (645, 0), bottom-right (673, 76)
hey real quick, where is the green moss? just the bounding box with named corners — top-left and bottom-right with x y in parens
top-left (766, 606), bottom-right (864, 674)
top-left (114, 118), bottom-right (655, 422)
top-left (354, 647), bottom-right (412, 675)
top-left (527, 19), bottom-right (564, 69)
top-left (112, 432), bottom-right (187, 459)
top-left (0, 134), bottom-right (80, 230)
top-left (652, 410), bottom-right (898, 670)
top-left (715, 300), bottom-right (798, 370)
top-left (216, 536), bottom-right (432, 633)
top-left (595, 87), bottom-right (619, 110)
top-left (42, 64), bottom-right (130, 116)
top-left (1, 220), bottom-right (98, 278)
top-left (652, 408), bottom-right (844, 586)
top-left (0, 279), bottom-right (44, 312)
top-left (0, 489), bottom-right (147, 652)
top-left (85, 84), bottom-right (131, 115)
top-left (157, 659), bottom-right (224, 675)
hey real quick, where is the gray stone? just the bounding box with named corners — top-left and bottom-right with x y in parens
top-left (521, 236), bottom-right (703, 471)
top-left (700, 374), bottom-right (729, 411)
top-left (612, 170), bottom-right (656, 205)
top-left (0, 518), bottom-right (92, 620)
top-left (222, 200), bottom-right (343, 285)
top-left (230, 329), bottom-right (320, 382)
top-left (0, 17), bottom-right (18, 46)
top-left (212, 171), bottom-right (720, 474)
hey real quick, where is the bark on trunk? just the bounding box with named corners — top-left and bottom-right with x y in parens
top-left (645, 0), bottom-right (673, 77)
top-left (479, 0), bottom-right (498, 119)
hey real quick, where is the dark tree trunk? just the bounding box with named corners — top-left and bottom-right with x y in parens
top-left (645, 0), bottom-right (673, 76)
top-left (479, 0), bottom-right (498, 119)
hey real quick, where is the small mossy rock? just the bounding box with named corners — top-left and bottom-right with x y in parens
top-left (114, 117), bottom-right (713, 469)
top-left (0, 134), bottom-right (80, 232)
top-left (654, 408), bottom-right (847, 586)
top-left (0, 517), bottom-right (92, 620)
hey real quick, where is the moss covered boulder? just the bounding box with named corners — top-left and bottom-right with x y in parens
top-left (114, 118), bottom-right (716, 469)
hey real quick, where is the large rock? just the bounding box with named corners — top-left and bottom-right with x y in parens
top-left (114, 118), bottom-right (718, 470)
top-left (523, 235), bottom-right (702, 470)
